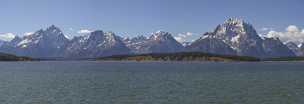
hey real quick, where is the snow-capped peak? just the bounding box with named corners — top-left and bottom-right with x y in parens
top-left (150, 31), bottom-right (173, 40)
top-left (130, 35), bottom-right (147, 42)
top-left (214, 17), bottom-right (258, 39)
top-left (45, 25), bottom-right (63, 35)
top-left (155, 30), bottom-right (165, 34)
top-left (14, 25), bottom-right (69, 51)
top-left (47, 25), bottom-right (60, 31)
top-left (84, 30), bottom-right (124, 48)
top-left (104, 32), bottom-right (117, 43)
top-left (104, 31), bottom-right (115, 37)
top-left (195, 18), bottom-right (270, 57)
top-left (224, 17), bottom-right (244, 25)
top-left (24, 32), bottom-right (34, 37)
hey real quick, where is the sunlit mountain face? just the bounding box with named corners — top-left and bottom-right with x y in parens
top-left (0, 18), bottom-right (299, 58)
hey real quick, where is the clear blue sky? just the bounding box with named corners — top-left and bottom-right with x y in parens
top-left (0, 0), bottom-right (303, 38)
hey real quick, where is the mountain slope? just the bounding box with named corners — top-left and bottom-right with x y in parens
top-left (186, 32), bottom-right (236, 55)
top-left (188, 18), bottom-right (295, 57)
top-left (262, 38), bottom-right (295, 57)
top-left (211, 18), bottom-right (266, 57)
top-left (124, 31), bottom-right (184, 54)
top-left (65, 31), bottom-right (131, 58)
top-left (0, 25), bottom-right (69, 58)
top-left (0, 19), bottom-right (298, 59)
top-left (286, 42), bottom-right (304, 56)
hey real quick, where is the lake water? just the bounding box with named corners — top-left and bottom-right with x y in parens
top-left (0, 61), bottom-right (304, 104)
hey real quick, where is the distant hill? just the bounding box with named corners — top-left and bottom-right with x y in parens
top-left (98, 52), bottom-right (260, 62)
top-left (0, 52), bottom-right (32, 61)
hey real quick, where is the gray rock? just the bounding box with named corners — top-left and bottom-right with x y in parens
top-left (124, 31), bottom-right (184, 54)
top-left (65, 31), bottom-right (131, 58)
top-left (262, 38), bottom-right (295, 57)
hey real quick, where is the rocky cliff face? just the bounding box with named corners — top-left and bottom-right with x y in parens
top-left (187, 18), bottom-right (295, 57)
top-left (186, 32), bottom-right (236, 55)
top-left (262, 38), bottom-right (295, 57)
top-left (286, 42), bottom-right (304, 56)
top-left (65, 31), bottom-right (131, 58)
top-left (0, 18), bottom-right (298, 58)
top-left (0, 25), bottom-right (69, 58)
top-left (124, 31), bottom-right (184, 54)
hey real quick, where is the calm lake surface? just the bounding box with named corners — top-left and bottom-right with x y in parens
top-left (0, 61), bottom-right (304, 104)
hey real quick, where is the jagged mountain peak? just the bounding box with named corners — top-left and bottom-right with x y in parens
top-left (65, 30), bottom-right (130, 58)
top-left (105, 31), bottom-right (114, 35)
top-left (47, 25), bottom-right (60, 30)
top-left (155, 30), bottom-right (166, 34)
top-left (104, 32), bottom-right (120, 43)
top-left (88, 30), bottom-right (104, 40)
top-left (3, 25), bottom-right (70, 57)
top-left (215, 18), bottom-right (256, 36)
top-left (213, 18), bottom-right (261, 42)
top-left (0, 22), bottom-right (300, 58)
top-left (87, 31), bottom-right (120, 42)
top-left (45, 25), bottom-right (63, 35)
top-left (104, 32), bottom-right (116, 38)
top-left (127, 35), bottom-right (147, 42)
top-left (25, 25), bottom-right (66, 39)
top-left (150, 31), bottom-right (174, 41)
top-left (286, 42), bottom-right (298, 48)
top-left (36, 29), bottom-right (44, 33)
top-left (123, 31), bottom-right (184, 54)
top-left (224, 17), bottom-right (244, 25)
top-left (190, 18), bottom-right (271, 57)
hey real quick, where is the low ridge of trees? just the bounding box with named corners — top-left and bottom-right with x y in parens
top-left (98, 52), bottom-right (260, 62)
top-left (0, 52), bottom-right (32, 61)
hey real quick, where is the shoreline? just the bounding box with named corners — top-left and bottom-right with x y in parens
top-left (1, 60), bottom-right (304, 63)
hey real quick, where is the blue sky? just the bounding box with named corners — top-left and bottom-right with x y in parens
top-left (0, 0), bottom-right (303, 41)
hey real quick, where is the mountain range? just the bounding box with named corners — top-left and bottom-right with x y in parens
top-left (0, 18), bottom-right (301, 58)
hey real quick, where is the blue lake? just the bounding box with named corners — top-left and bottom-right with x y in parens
top-left (0, 61), bottom-right (303, 104)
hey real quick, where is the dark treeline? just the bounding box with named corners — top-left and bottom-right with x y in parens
top-left (0, 52), bottom-right (32, 61)
top-left (263, 57), bottom-right (304, 61)
top-left (98, 52), bottom-right (261, 62)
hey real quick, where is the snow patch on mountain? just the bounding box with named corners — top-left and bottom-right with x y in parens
top-left (124, 31), bottom-right (184, 54)
top-left (0, 33), bottom-right (15, 42)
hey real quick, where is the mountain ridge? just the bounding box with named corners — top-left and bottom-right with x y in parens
top-left (0, 18), bottom-right (299, 58)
